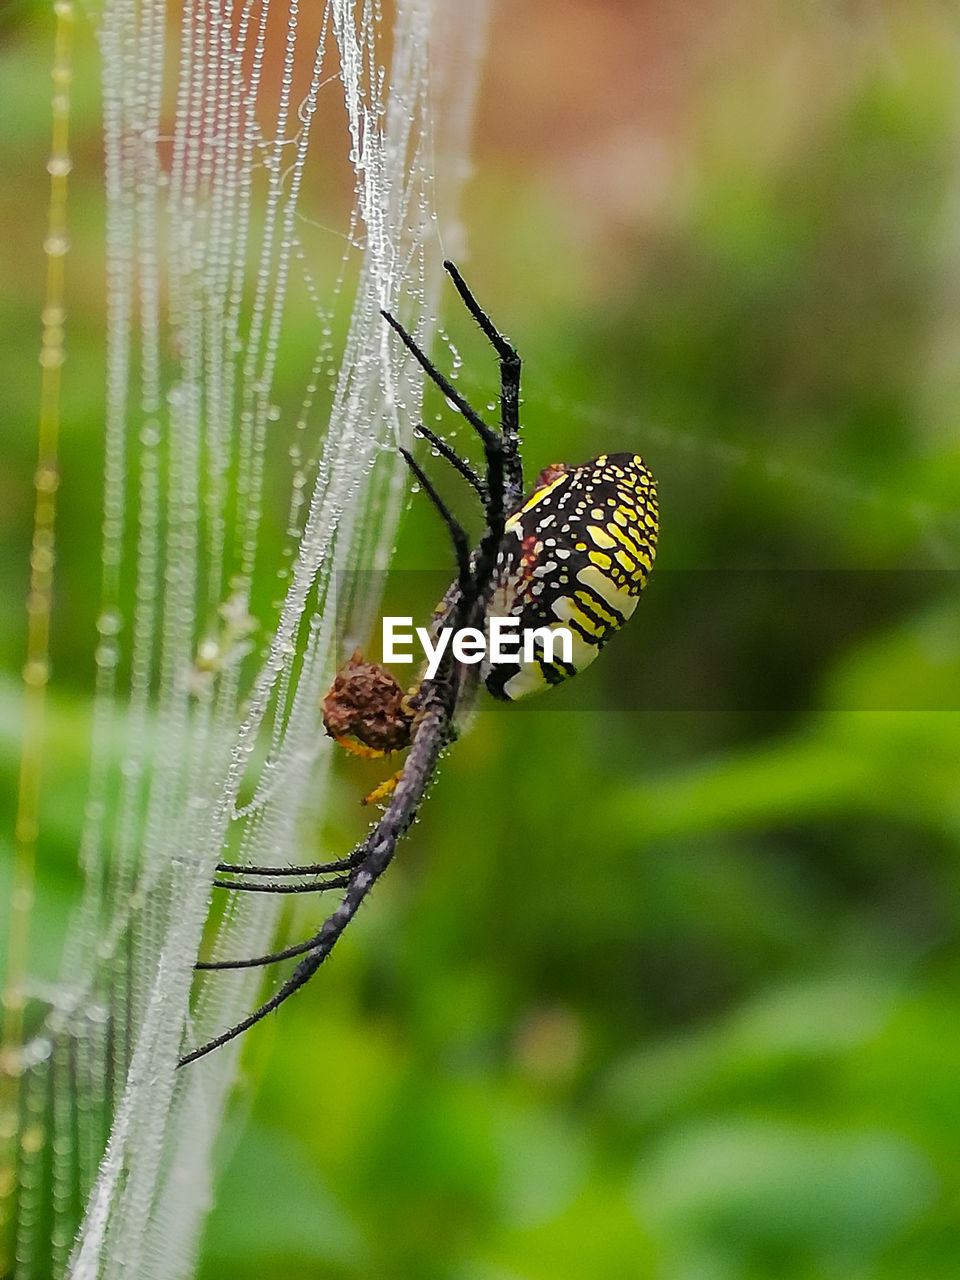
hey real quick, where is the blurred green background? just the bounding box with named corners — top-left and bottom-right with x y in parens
top-left (4, 1), bottom-right (960, 1277)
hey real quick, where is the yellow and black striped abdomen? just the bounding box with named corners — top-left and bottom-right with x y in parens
top-left (482, 452), bottom-right (658, 700)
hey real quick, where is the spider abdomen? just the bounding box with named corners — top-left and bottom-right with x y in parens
top-left (482, 452), bottom-right (658, 700)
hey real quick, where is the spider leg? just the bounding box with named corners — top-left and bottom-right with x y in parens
top-left (179, 696), bottom-right (452, 1068)
top-left (181, 722), bottom-right (448, 1065)
top-left (383, 303), bottom-right (507, 608)
top-left (442, 259), bottom-right (517, 362)
top-left (413, 423), bottom-right (487, 501)
top-left (178, 943), bottom-right (329, 1067)
top-left (216, 847), bottom-right (369, 877)
top-left (212, 874), bottom-right (351, 894)
top-left (195, 933), bottom-right (328, 971)
top-left (470, 433), bottom-right (506, 605)
top-left (381, 309), bottom-right (499, 451)
top-left (443, 260), bottom-right (523, 506)
top-left (399, 446), bottom-right (473, 601)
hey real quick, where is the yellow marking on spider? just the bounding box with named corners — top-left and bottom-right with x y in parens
top-left (500, 619), bottom-right (594, 699)
top-left (587, 524), bottom-right (618, 549)
top-left (553, 595), bottom-right (598, 632)
top-left (567, 605), bottom-right (605, 638)
top-left (604, 520), bottom-right (645, 558)
top-left (507, 471), bottom-right (569, 529)
top-left (334, 735), bottom-right (388, 761)
top-left (362, 767), bottom-right (404, 807)
top-left (574, 588), bottom-right (620, 628)
top-left (577, 563), bottom-right (640, 615)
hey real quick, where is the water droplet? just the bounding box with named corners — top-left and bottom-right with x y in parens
top-left (95, 641), bottom-right (121, 671)
top-left (96, 608), bottom-right (123, 636)
top-left (22, 658), bottom-right (49, 687)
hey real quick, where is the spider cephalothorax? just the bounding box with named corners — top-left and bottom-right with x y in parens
top-left (179, 262), bottom-right (658, 1066)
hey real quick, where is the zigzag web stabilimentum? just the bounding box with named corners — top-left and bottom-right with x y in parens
top-left (0, 2), bottom-right (490, 1277)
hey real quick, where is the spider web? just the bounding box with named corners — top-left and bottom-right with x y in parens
top-left (3, 1), bottom-right (489, 1276)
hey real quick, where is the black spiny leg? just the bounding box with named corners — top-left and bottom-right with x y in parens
top-left (471, 434), bottom-right (505, 609)
top-left (399, 446), bottom-right (474, 602)
top-left (381, 308), bottom-right (500, 455)
top-left (216, 849), bottom-right (368, 878)
top-left (178, 697), bottom-right (452, 1068)
top-left (211, 874), bottom-right (351, 894)
top-left (443, 260), bottom-right (523, 508)
top-left (381, 299), bottom-right (506, 609)
top-left (413, 423), bottom-right (487, 502)
top-left (195, 933), bottom-right (334, 972)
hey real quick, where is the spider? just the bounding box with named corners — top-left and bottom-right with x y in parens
top-left (178, 261), bottom-right (658, 1067)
